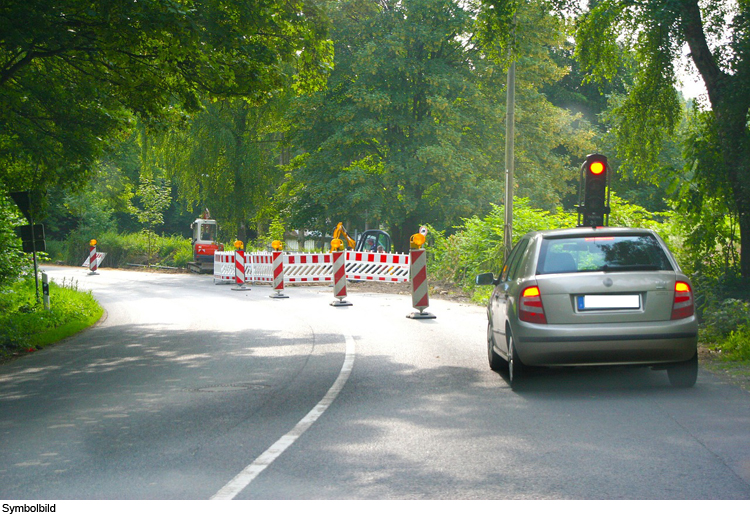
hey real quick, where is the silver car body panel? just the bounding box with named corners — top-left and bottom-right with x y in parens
top-left (488, 227), bottom-right (698, 368)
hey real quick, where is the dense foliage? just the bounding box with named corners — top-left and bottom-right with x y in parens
top-left (0, 191), bottom-right (27, 287)
top-left (1, 1), bottom-right (748, 360)
top-left (575, 0), bottom-right (750, 278)
top-left (284, 0), bottom-right (594, 251)
top-left (1, 0), bottom-right (333, 193)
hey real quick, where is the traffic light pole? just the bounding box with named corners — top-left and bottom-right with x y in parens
top-left (503, 15), bottom-right (517, 262)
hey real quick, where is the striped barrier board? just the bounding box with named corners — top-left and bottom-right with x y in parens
top-left (214, 251), bottom-right (410, 284)
top-left (285, 253), bottom-right (333, 283)
top-left (346, 251), bottom-right (410, 282)
top-left (82, 252), bottom-right (106, 270)
top-left (214, 252), bottom-right (236, 282)
top-left (248, 252), bottom-right (273, 282)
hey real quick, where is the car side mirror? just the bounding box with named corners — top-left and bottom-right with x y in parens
top-left (475, 272), bottom-right (497, 286)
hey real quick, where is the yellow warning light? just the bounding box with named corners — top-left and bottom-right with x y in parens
top-left (90, 239), bottom-right (97, 246)
top-left (234, 240), bottom-right (244, 250)
top-left (331, 238), bottom-right (344, 251)
top-left (589, 161), bottom-right (606, 175)
top-left (410, 233), bottom-right (426, 249)
top-left (272, 240), bottom-right (283, 251)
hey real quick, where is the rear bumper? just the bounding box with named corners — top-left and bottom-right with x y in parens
top-left (513, 317), bottom-right (698, 366)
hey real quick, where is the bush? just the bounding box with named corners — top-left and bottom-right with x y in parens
top-left (53, 230), bottom-right (193, 268)
top-left (428, 198), bottom-right (577, 288)
top-left (0, 277), bottom-right (103, 356)
top-left (699, 297), bottom-right (750, 344)
top-left (718, 325), bottom-right (750, 362)
top-left (0, 193), bottom-right (29, 288)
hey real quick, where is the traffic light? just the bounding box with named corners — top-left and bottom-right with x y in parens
top-left (578, 153), bottom-right (610, 227)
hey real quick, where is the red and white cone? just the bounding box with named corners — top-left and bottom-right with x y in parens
top-left (330, 249), bottom-right (352, 306)
top-left (407, 247), bottom-right (435, 319)
top-left (232, 249), bottom-right (249, 290)
top-left (270, 250), bottom-right (289, 299)
top-left (88, 242), bottom-right (98, 275)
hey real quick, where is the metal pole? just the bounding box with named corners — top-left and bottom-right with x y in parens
top-left (503, 59), bottom-right (516, 262)
top-left (30, 212), bottom-right (40, 304)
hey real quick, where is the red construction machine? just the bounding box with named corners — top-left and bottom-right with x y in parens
top-left (187, 210), bottom-right (223, 274)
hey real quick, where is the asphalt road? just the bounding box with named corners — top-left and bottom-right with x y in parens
top-left (1, 266), bottom-right (749, 500)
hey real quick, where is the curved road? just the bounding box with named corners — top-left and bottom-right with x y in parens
top-left (1, 266), bottom-right (749, 499)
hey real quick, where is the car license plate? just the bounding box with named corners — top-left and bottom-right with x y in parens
top-left (577, 294), bottom-right (640, 311)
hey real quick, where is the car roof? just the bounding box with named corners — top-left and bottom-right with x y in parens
top-left (527, 226), bottom-right (659, 239)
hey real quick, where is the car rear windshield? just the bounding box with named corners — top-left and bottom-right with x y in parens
top-left (536, 234), bottom-right (673, 275)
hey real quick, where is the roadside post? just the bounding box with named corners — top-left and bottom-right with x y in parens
top-left (330, 238), bottom-right (352, 307)
top-left (89, 240), bottom-right (99, 275)
top-left (270, 240), bottom-right (289, 299)
top-left (407, 227), bottom-right (436, 319)
top-left (41, 271), bottom-right (51, 311)
top-left (232, 240), bottom-right (249, 291)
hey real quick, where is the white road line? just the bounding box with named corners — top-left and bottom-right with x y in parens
top-left (210, 333), bottom-right (356, 500)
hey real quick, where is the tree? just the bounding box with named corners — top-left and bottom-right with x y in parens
top-left (0, 188), bottom-right (26, 287)
top-left (286, 0), bottom-right (592, 251)
top-left (158, 97), bottom-right (288, 242)
top-left (574, 0), bottom-right (750, 278)
top-left (0, 0), bottom-right (333, 193)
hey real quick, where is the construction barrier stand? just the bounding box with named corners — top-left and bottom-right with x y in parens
top-left (232, 250), bottom-right (249, 290)
top-left (270, 250), bottom-right (289, 298)
top-left (407, 248), bottom-right (435, 319)
top-left (330, 250), bottom-right (352, 307)
top-left (89, 245), bottom-right (97, 274)
top-left (82, 246), bottom-right (106, 274)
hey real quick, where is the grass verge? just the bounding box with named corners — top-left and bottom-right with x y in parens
top-left (0, 277), bottom-right (104, 363)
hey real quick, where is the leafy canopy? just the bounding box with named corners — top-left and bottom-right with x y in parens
top-left (0, 0), bottom-right (333, 192)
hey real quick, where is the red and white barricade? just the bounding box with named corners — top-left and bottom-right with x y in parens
top-left (330, 250), bottom-right (351, 306)
top-left (270, 250), bottom-right (289, 298)
top-left (89, 244), bottom-right (97, 273)
top-left (82, 248), bottom-right (106, 273)
top-left (407, 248), bottom-right (435, 319)
top-left (214, 249), bottom-right (411, 295)
top-left (214, 252), bottom-right (236, 282)
top-left (232, 250), bottom-right (249, 290)
top-left (248, 252), bottom-right (273, 282)
top-left (285, 253), bottom-right (333, 283)
top-left (345, 251), bottom-right (410, 282)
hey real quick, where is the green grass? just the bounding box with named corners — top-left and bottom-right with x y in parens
top-left (0, 277), bottom-right (104, 361)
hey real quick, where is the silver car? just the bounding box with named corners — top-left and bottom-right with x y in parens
top-left (476, 227), bottom-right (698, 388)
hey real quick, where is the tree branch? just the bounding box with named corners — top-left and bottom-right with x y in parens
top-left (678, 0), bottom-right (726, 106)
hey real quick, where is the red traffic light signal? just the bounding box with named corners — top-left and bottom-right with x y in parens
top-left (578, 154), bottom-right (610, 227)
top-left (589, 160), bottom-right (606, 175)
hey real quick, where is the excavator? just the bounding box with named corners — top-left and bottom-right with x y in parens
top-left (187, 210), bottom-right (224, 273)
top-left (331, 222), bottom-right (392, 253)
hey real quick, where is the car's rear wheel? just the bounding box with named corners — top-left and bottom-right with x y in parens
top-left (487, 322), bottom-right (505, 372)
top-left (507, 335), bottom-right (525, 389)
top-left (667, 351), bottom-right (698, 388)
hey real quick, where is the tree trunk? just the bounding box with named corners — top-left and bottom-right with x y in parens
top-left (680, 1), bottom-right (750, 278)
top-left (391, 216), bottom-right (421, 254)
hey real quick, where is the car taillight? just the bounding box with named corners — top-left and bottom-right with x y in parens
top-left (519, 286), bottom-right (547, 324)
top-left (671, 281), bottom-right (694, 320)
